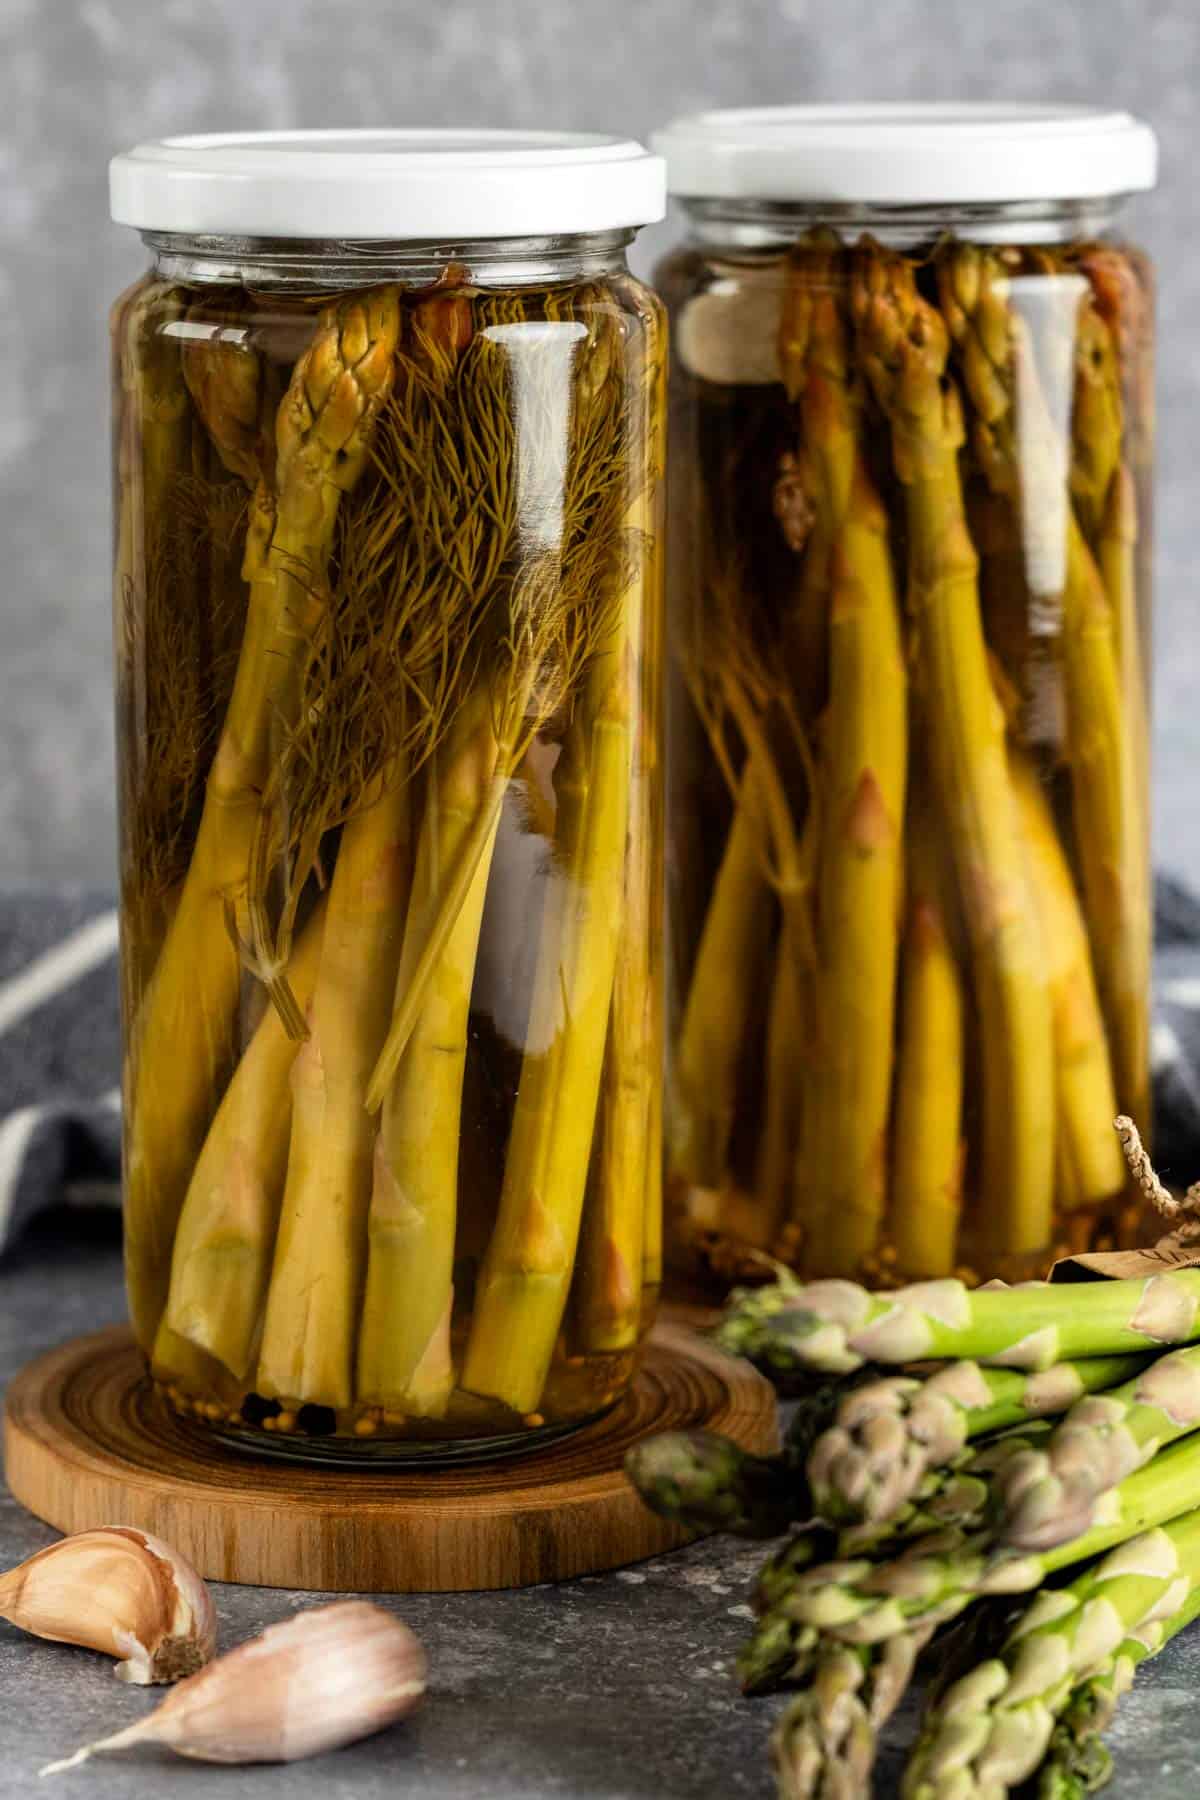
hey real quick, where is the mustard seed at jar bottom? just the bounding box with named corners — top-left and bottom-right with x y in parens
top-left (108, 132), bottom-right (666, 1459)
top-left (652, 106), bottom-right (1157, 1291)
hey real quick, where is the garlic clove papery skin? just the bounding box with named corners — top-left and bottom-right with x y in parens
top-left (42, 1601), bottom-right (427, 1775)
top-left (0, 1526), bottom-right (216, 1684)
top-left (156, 1602), bottom-right (427, 1764)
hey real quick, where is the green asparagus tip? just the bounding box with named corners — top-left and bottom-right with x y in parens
top-left (754, 1532), bottom-right (833, 1615)
top-left (736, 1610), bottom-right (816, 1696)
top-left (713, 1293), bottom-right (826, 1380)
top-left (1036, 1690), bottom-right (1119, 1798)
top-left (625, 1430), bottom-right (797, 1539)
top-left (625, 1429), bottom-right (743, 1514)
top-left (713, 1280), bottom-right (794, 1347)
top-left (1037, 1735), bottom-right (1114, 1798)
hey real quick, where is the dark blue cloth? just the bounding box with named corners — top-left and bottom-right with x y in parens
top-left (0, 890), bottom-right (121, 1252)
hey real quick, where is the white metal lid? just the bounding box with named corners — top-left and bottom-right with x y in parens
top-left (652, 105), bottom-right (1158, 206)
top-left (110, 130), bottom-right (667, 240)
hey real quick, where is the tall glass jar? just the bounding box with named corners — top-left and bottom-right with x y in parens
top-left (652, 107), bottom-right (1157, 1290)
top-left (108, 132), bottom-right (667, 1459)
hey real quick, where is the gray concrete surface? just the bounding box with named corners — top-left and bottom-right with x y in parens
top-left (0, 0), bottom-right (1198, 888)
top-left (1, 1212), bottom-right (1197, 1796)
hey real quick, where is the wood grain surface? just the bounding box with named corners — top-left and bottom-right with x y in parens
top-left (2, 1316), bottom-right (776, 1593)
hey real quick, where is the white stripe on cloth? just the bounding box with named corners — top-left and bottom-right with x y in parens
top-left (0, 1105), bottom-right (44, 1244)
top-left (0, 910), bottom-right (119, 1040)
top-left (1153, 1019), bottom-right (1200, 1111)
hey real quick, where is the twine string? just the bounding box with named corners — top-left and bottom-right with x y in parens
top-left (1114, 1115), bottom-right (1200, 1245)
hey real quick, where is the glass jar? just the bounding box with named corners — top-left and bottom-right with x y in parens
top-left (108, 132), bottom-right (667, 1460)
top-left (651, 106), bottom-right (1157, 1290)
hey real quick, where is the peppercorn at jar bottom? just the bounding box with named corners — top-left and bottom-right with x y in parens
top-left (659, 226), bottom-right (1152, 1291)
top-left (113, 260), bottom-right (666, 1457)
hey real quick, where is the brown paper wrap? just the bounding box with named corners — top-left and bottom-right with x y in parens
top-left (1049, 1118), bottom-right (1200, 1281)
top-left (1051, 1238), bottom-right (1200, 1284)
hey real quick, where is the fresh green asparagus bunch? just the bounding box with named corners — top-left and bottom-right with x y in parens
top-left (904, 1511), bottom-right (1200, 1796)
top-left (772, 1632), bottom-right (931, 1800)
top-left (752, 1423), bottom-right (1200, 1652)
top-left (1036, 1586), bottom-right (1200, 1797)
top-left (627, 1198), bottom-right (1200, 1799)
top-left (716, 1266), bottom-right (1200, 1382)
top-left (808, 1353), bottom-right (1149, 1525)
top-left (625, 1364), bottom-right (1100, 1547)
top-left (624, 1364), bottom-right (887, 1537)
top-left (993, 1343), bottom-right (1200, 1552)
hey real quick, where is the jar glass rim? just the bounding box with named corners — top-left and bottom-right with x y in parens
top-left (140, 228), bottom-right (638, 290)
top-left (671, 193), bottom-right (1130, 250)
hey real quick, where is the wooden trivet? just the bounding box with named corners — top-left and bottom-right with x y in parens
top-left (2, 1316), bottom-right (775, 1592)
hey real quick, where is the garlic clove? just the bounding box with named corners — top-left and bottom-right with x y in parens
top-left (0, 1527), bottom-right (216, 1686)
top-left (676, 263), bottom-right (786, 387)
top-left (42, 1600), bottom-right (427, 1775)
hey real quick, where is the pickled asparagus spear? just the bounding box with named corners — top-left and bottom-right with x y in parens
top-left (578, 1000), bottom-right (653, 1353)
top-left (1076, 288), bottom-right (1151, 1016)
top-left (1078, 244), bottom-right (1156, 476)
top-left (752, 455), bottom-right (828, 1253)
top-left (453, 296), bottom-right (655, 1415)
top-left (671, 763), bottom-right (777, 1191)
top-left (1067, 290), bottom-right (1123, 545)
top-left (462, 642), bottom-right (633, 1416)
top-left (256, 775), bottom-right (412, 1411)
top-left (670, 411), bottom-right (814, 1204)
top-left (852, 247), bottom-right (1054, 1262)
top-left (123, 283), bottom-right (191, 576)
top-left (357, 291), bottom-right (641, 1413)
top-left (110, 279), bottom-right (149, 672)
top-left (357, 699), bottom-right (500, 1416)
top-left (1080, 243), bottom-right (1154, 710)
top-left (969, 480), bottom-right (1034, 709)
top-left (1059, 516), bottom-right (1149, 1136)
top-left (157, 903), bottom-right (327, 1382)
top-left (889, 788), bottom-right (967, 1277)
top-left (641, 1045), bottom-right (665, 1318)
top-left (124, 289), bottom-right (401, 1351)
top-left (577, 298), bottom-right (667, 1349)
top-left (1098, 465), bottom-right (1148, 773)
top-left (112, 280), bottom-right (198, 1002)
top-left (351, 290), bottom-right (525, 1418)
top-left (364, 294), bottom-right (625, 1110)
top-left (940, 245), bottom-right (1149, 1134)
top-left (782, 256), bottom-right (907, 1275)
top-left (1009, 750), bottom-right (1125, 1210)
top-left (181, 297), bottom-right (271, 489)
top-left (757, 901), bottom-right (814, 1249)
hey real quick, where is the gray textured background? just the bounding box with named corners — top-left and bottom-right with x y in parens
top-left (1, 0), bottom-right (1196, 886)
